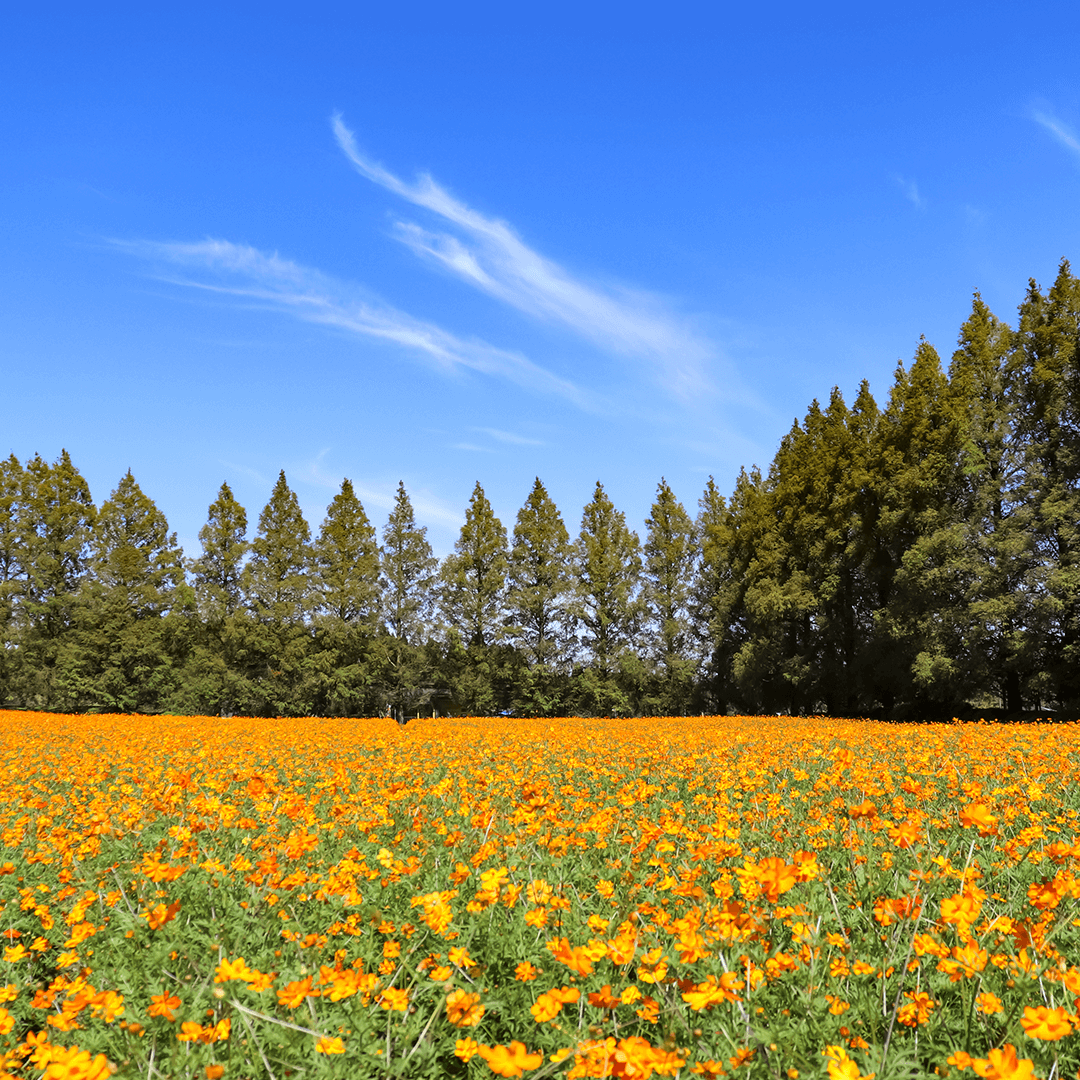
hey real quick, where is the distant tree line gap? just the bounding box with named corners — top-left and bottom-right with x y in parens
top-left (4, 260), bottom-right (1080, 720)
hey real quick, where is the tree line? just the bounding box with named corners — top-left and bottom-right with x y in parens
top-left (3, 260), bottom-right (1080, 720)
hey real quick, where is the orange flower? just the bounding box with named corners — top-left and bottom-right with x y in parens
top-left (970, 1044), bottom-right (1036, 1079)
top-left (514, 961), bottom-right (540, 981)
top-left (823, 1044), bottom-right (875, 1080)
top-left (455, 1038), bottom-right (480, 1061)
top-left (974, 992), bottom-right (1003, 1015)
top-left (682, 973), bottom-right (742, 1011)
top-left (636, 948), bottom-right (669, 984)
top-left (1019, 1005), bottom-right (1072, 1041)
top-left (214, 956), bottom-right (255, 983)
top-left (545, 937), bottom-right (594, 977)
top-left (755, 857), bottom-right (798, 902)
top-left (315, 1036), bottom-right (346, 1054)
top-left (277, 976), bottom-right (319, 1009)
top-left (144, 900), bottom-right (181, 930)
top-left (448, 946), bottom-right (474, 968)
top-left (959, 802), bottom-right (998, 835)
top-left (377, 987), bottom-right (409, 1011)
top-left (587, 984), bottom-right (621, 1009)
top-left (42, 1047), bottom-right (115, 1080)
top-left (476, 1040), bottom-right (543, 1077)
top-left (148, 993), bottom-right (181, 1022)
top-left (530, 986), bottom-right (579, 1023)
top-left (446, 989), bottom-right (485, 1027)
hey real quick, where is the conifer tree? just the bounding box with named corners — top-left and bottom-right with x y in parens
top-left (505, 477), bottom-right (574, 668)
top-left (930, 294), bottom-right (1035, 711)
top-left (16, 451), bottom-right (96, 708)
top-left (1012, 261), bottom-right (1080, 708)
top-left (0, 455), bottom-right (24, 700)
top-left (440, 482), bottom-right (508, 647)
top-left (90, 471), bottom-right (185, 615)
top-left (571, 482), bottom-right (643, 681)
top-left (244, 471), bottom-right (313, 626)
top-left (379, 482), bottom-right (438, 721)
top-left (20, 451), bottom-right (96, 639)
top-left (72, 471), bottom-right (185, 711)
top-left (642, 478), bottom-right (698, 711)
top-left (381, 482), bottom-right (437, 643)
top-left (313, 479), bottom-right (380, 626)
top-left (190, 482), bottom-right (249, 621)
top-left (692, 476), bottom-right (737, 713)
top-left (869, 339), bottom-right (966, 714)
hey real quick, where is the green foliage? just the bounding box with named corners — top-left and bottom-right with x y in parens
top-left (439, 482), bottom-right (508, 649)
top-left (571, 482), bottom-right (644, 684)
top-left (505, 477), bottom-right (574, 669)
top-left (190, 482), bottom-right (249, 622)
top-left (314, 479), bottom-right (380, 628)
top-left (244, 471), bottom-right (313, 626)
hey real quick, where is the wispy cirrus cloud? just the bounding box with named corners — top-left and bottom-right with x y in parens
top-left (332, 115), bottom-right (716, 401)
top-left (472, 426), bottom-right (545, 446)
top-left (1034, 109), bottom-right (1080, 162)
top-left (895, 175), bottom-right (925, 209)
top-left (113, 237), bottom-right (586, 406)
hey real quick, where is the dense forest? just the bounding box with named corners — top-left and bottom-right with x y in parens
top-left (3, 261), bottom-right (1079, 720)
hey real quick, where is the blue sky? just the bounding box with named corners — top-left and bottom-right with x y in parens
top-left (5, 3), bottom-right (1080, 556)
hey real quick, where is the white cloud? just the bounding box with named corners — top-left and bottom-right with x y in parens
top-left (472, 427), bottom-right (545, 446)
top-left (1034, 110), bottom-right (1080, 161)
top-left (114, 238), bottom-right (586, 406)
top-left (332, 115), bottom-right (716, 401)
top-left (895, 176), bottom-right (924, 209)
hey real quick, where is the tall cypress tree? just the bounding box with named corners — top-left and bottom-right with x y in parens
top-left (571, 482), bottom-right (643, 687)
top-left (313, 479), bottom-right (380, 626)
top-left (642, 478), bottom-right (698, 712)
top-left (190, 482), bottom-right (249, 622)
top-left (869, 339), bottom-right (967, 715)
top-left (72, 471), bottom-right (185, 712)
top-left (244, 471), bottom-right (313, 626)
top-left (440, 482), bottom-right (508, 648)
top-left (505, 477), bottom-right (574, 668)
top-left (1012, 261), bottom-right (1080, 709)
top-left (306, 479), bottom-right (383, 718)
top-left (381, 482), bottom-right (437, 644)
top-left (692, 475), bottom-right (737, 714)
top-left (16, 451), bottom-right (96, 708)
top-left (932, 294), bottom-right (1036, 712)
top-left (378, 482), bottom-right (438, 721)
top-left (0, 455), bottom-right (24, 701)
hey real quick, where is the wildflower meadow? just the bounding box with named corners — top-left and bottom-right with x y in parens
top-left (1, 712), bottom-right (1078, 1080)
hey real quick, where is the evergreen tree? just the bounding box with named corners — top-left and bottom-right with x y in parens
top-left (381, 482), bottom-right (437, 643)
top-left (16, 451), bottom-right (96, 708)
top-left (379, 482), bottom-right (438, 721)
top-left (642, 478), bottom-right (698, 713)
top-left (1012, 261), bottom-right (1080, 709)
top-left (691, 476), bottom-right (737, 714)
top-left (0, 455), bottom-right (24, 701)
top-left (179, 482), bottom-right (251, 717)
top-left (71, 471), bottom-right (186, 712)
top-left (313, 479), bottom-right (380, 626)
top-left (504, 478), bottom-right (574, 714)
top-left (306, 479), bottom-right (383, 717)
top-left (440, 482), bottom-right (508, 647)
top-left (506, 478), bottom-right (574, 665)
top-left (869, 339), bottom-right (967, 715)
top-left (570, 482), bottom-right (643, 698)
top-left (243, 471), bottom-right (313, 626)
top-left (929, 294), bottom-right (1036, 711)
top-left (190, 482), bottom-right (249, 621)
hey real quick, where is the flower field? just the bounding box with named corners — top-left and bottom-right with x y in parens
top-left (1, 713), bottom-right (1079, 1080)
